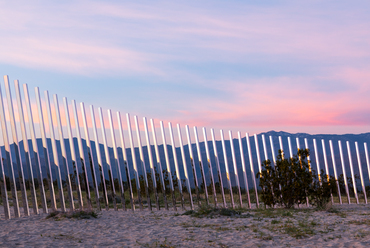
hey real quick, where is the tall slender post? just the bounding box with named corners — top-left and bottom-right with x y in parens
top-left (270, 136), bottom-right (276, 165)
top-left (338, 141), bottom-right (350, 204)
top-left (261, 134), bottom-right (268, 162)
top-left (194, 126), bottom-right (209, 205)
top-left (35, 87), bottom-right (56, 211)
top-left (81, 103), bottom-right (100, 210)
top-left (91, 105), bottom-right (109, 210)
top-left (0, 147), bottom-right (10, 219)
top-left (63, 97), bottom-right (83, 210)
top-left (313, 139), bottom-right (321, 181)
top-left (203, 128), bottom-right (217, 207)
top-left (229, 131), bottom-right (242, 208)
top-left (254, 134), bottom-right (262, 174)
top-left (108, 109), bottom-right (125, 210)
top-left (168, 122), bottom-right (185, 210)
top-left (117, 112), bottom-right (134, 211)
top-left (279, 136), bottom-right (284, 159)
top-left (150, 119), bottom-right (168, 210)
top-left (99, 108), bottom-right (117, 210)
top-left (177, 124), bottom-right (193, 210)
top-left (126, 113), bottom-right (143, 210)
top-left (288, 137), bottom-right (293, 158)
top-left (355, 142), bottom-right (367, 204)
top-left (329, 140), bottom-right (342, 204)
top-left (134, 116), bottom-right (151, 211)
top-left (221, 130), bottom-right (234, 208)
top-left (246, 133), bottom-right (259, 208)
top-left (321, 139), bottom-right (333, 203)
top-left (347, 141), bottom-right (359, 204)
top-left (160, 121), bottom-right (176, 210)
top-left (72, 101), bottom-right (91, 209)
top-left (185, 125), bottom-right (200, 207)
top-left (143, 117), bottom-right (160, 210)
top-left (211, 128), bottom-right (226, 208)
top-left (4, 76), bottom-right (29, 216)
top-left (14, 81), bottom-right (39, 214)
top-left (365, 143), bottom-right (370, 191)
top-left (304, 138), bottom-right (311, 173)
top-left (238, 132), bottom-right (251, 208)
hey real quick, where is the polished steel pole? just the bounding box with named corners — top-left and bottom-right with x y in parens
top-left (347, 141), bottom-right (359, 204)
top-left (194, 126), bottom-right (208, 205)
top-left (321, 139), bottom-right (333, 203)
top-left (203, 127), bottom-right (217, 207)
top-left (238, 132), bottom-right (251, 208)
top-left (246, 133), bottom-right (259, 208)
top-left (254, 134), bottom-right (262, 175)
top-left (229, 131), bottom-right (242, 208)
top-left (211, 128), bottom-right (226, 208)
top-left (329, 140), bottom-right (342, 204)
top-left (338, 140), bottom-right (350, 204)
top-left (0, 146), bottom-right (10, 219)
top-left (355, 142), bottom-right (367, 204)
top-left (313, 139), bottom-right (321, 182)
top-left (185, 125), bottom-right (200, 207)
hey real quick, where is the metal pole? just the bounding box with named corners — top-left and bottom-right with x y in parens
top-left (270, 136), bottom-right (276, 165)
top-left (365, 143), bottom-right (370, 194)
top-left (203, 127), bottom-right (217, 207)
top-left (254, 134), bottom-right (262, 175)
top-left (229, 131), bottom-right (242, 208)
top-left (313, 139), bottom-right (321, 181)
top-left (347, 141), bottom-right (359, 204)
top-left (4, 76), bottom-right (29, 216)
top-left (0, 146), bottom-right (10, 219)
top-left (211, 128), bottom-right (226, 208)
top-left (321, 139), bottom-right (333, 203)
top-left (81, 103), bottom-right (100, 210)
top-left (246, 133), bottom-right (259, 208)
top-left (329, 140), bottom-right (342, 204)
top-left (194, 126), bottom-right (209, 205)
top-left (279, 136), bottom-right (284, 159)
top-left (185, 125), bottom-right (200, 207)
top-left (355, 142), bottom-right (367, 204)
top-left (288, 137), bottom-right (293, 158)
top-left (338, 140), bottom-right (350, 204)
top-left (261, 134), bottom-right (268, 162)
top-left (220, 130), bottom-right (233, 208)
top-left (160, 121), bottom-right (176, 210)
top-left (34, 87), bottom-right (56, 211)
top-left (238, 132), bottom-right (251, 208)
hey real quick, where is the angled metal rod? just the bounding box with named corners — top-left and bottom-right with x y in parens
top-left (313, 139), bottom-right (321, 182)
top-left (246, 133), bottom-right (259, 208)
top-left (14, 81), bottom-right (39, 215)
top-left (321, 139), bottom-right (333, 204)
top-left (355, 142), bottom-right (367, 204)
top-left (99, 108), bottom-right (117, 210)
top-left (72, 100), bottom-right (91, 209)
top-left (177, 124), bottom-right (193, 210)
top-left (346, 141), bottom-right (359, 204)
top-left (304, 138), bottom-right (311, 173)
top-left (203, 127), bottom-right (217, 207)
top-left (220, 130), bottom-right (234, 208)
top-left (63, 97), bottom-right (83, 210)
top-left (44, 91), bottom-right (65, 212)
top-left (126, 113), bottom-right (143, 210)
top-left (117, 112), bottom-right (134, 211)
top-left (150, 119), bottom-right (168, 210)
top-left (54, 94), bottom-right (74, 211)
top-left (365, 143), bottom-right (370, 193)
top-left (4, 76), bottom-right (29, 216)
top-left (143, 117), bottom-right (159, 210)
top-left (338, 140), bottom-right (350, 204)
top-left (0, 146), bottom-right (10, 219)
top-left (211, 128), bottom-right (226, 208)
top-left (287, 137), bottom-right (293, 158)
top-left (168, 122), bottom-right (185, 210)
top-left (329, 140), bottom-right (342, 204)
top-left (238, 132), bottom-right (251, 208)
top-left (35, 87), bottom-right (56, 211)
top-left (229, 131), bottom-right (242, 208)
top-left (134, 115), bottom-right (151, 211)
top-left (297, 137), bottom-right (309, 206)
top-left (91, 105), bottom-right (108, 210)
top-left (278, 136), bottom-right (284, 160)
top-left (160, 121), bottom-right (176, 210)
top-left (185, 125), bottom-right (200, 207)
top-left (108, 110), bottom-right (125, 210)
top-left (254, 134), bottom-right (262, 175)
top-left (81, 103), bottom-right (100, 210)
top-left (261, 134), bottom-right (268, 162)
top-left (194, 126), bottom-right (209, 205)
top-left (270, 136), bottom-right (276, 165)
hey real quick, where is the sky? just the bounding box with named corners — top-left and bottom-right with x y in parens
top-left (0, 0), bottom-right (369, 135)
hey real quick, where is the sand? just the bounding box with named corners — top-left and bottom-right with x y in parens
top-left (1, 204), bottom-right (370, 247)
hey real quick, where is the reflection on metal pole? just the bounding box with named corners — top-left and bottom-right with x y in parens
top-left (254, 134), bottom-right (262, 175)
top-left (313, 139), bottom-right (321, 182)
top-left (329, 140), bottom-right (342, 204)
top-left (338, 141), bottom-right (350, 204)
top-left (321, 139), bottom-right (333, 204)
top-left (355, 142), bottom-right (367, 204)
top-left (194, 127), bottom-right (208, 205)
top-left (238, 132), bottom-right (251, 208)
top-left (185, 125), bottom-right (200, 207)
top-left (0, 147), bottom-right (10, 219)
top-left (347, 141), bottom-right (359, 204)
top-left (288, 137), bottom-right (293, 159)
top-left (229, 131), bottom-right (242, 208)
top-left (203, 128), bottom-right (217, 207)
top-left (220, 130), bottom-right (233, 208)
top-left (246, 133), bottom-right (259, 208)
top-left (211, 128), bottom-right (226, 208)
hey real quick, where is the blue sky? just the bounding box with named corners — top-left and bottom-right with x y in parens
top-left (1, 0), bottom-right (369, 134)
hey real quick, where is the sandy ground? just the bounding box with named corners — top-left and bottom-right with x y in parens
top-left (1, 204), bottom-right (370, 247)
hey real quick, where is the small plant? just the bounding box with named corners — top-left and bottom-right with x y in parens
top-left (46, 210), bottom-right (99, 220)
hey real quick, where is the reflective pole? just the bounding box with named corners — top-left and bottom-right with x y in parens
top-left (35, 88), bottom-right (56, 211)
top-left (126, 113), bottom-right (143, 210)
top-left (238, 132), bottom-right (251, 208)
top-left (203, 127), bottom-right (217, 207)
top-left (304, 138), bottom-right (311, 173)
top-left (313, 139), bottom-right (321, 181)
top-left (338, 140), bottom-right (350, 204)
top-left (254, 134), bottom-right (262, 175)
top-left (229, 131), bottom-right (242, 208)
top-left (63, 98), bottom-right (83, 210)
top-left (45, 91), bottom-right (65, 212)
top-left (143, 117), bottom-right (160, 210)
top-left (150, 119), bottom-right (168, 210)
top-left (355, 142), bottom-right (367, 204)
top-left (270, 136), bottom-right (276, 165)
top-left (54, 95), bottom-right (74, 211)
top-left (194, 126), bottom-right (209, 205)
top-left (365, 143), bottom-right (370, 193)
top-left (347, 141), bottom-right (359, 204)
top-left (81, 103), bottom-right (100, 210)
top-left (108, 110), bottom-right (126, 210)
top-left (177, 124), bottom-right (193, 210)
top-left (329, 140), bottom-right (342, 204)
top-left (160, 121), bottom-right (176, 210)
top-left (168, 122), bottom-right (185, 210)
top-left (185, 125), bottom-right (200, 207)
top-left (279, 136), bottom-right (284, 159)
top-left (288, 137), bottom-right (293, 158)
top-left (99, 108), bottom-right (117, 210)
top-left (134, 116), bottom-right (151, 211)
top-left (321, 139), bottom-right (333, 203)
top-left (246, 133), bottom-right (259, 208)
top-left (14, 81), bottom-right (39, 214)
top-left (91, 105), bottom-right (109, 210)
top-left (261, 134), bottom-right (268, 162)
top-left (72, 100), bottom-right (91, 209)
top-left (211, 128), bottom-right (226, 208)
top-left (0, 146), bottom-right (10, 219)
top-left (4, 76), bottom-right (29, 216)
top-left (298, 137), bottom-right (309, 206)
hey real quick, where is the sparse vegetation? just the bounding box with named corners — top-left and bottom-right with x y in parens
top-left (46, 210), bottom-right (99, 220)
